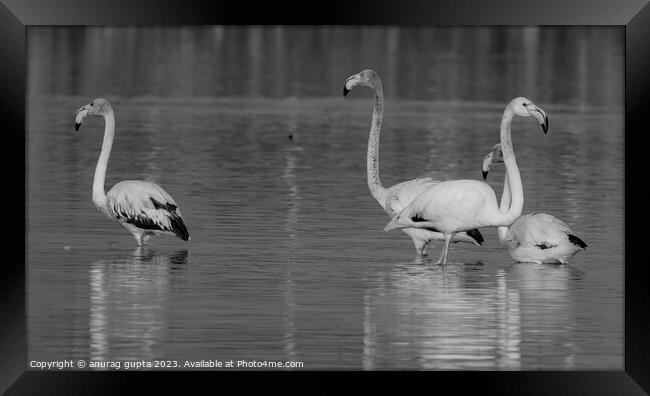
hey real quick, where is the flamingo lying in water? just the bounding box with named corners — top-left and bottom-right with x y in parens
top-left (384, 97), bottom-right (548, 264)
top-left (74, 98), bottom-right (190, 246)
top-left (482, 143), bottom-right (587, 263)
top-left (343, 69), bottom-right (483, 256)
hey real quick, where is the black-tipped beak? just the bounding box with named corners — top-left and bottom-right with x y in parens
top-left (74, 105), bottom-right (89, 132)
top-left (527, 105), bottom-right (548, 134)
top-left (343, 74), bottom-right (360, 97)
top-left (481, 151), bottom-right (494, 180)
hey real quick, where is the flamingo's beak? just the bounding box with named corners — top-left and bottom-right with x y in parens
top-left (343, 74), bottom-right (359, 97)
top-left (526, 104), bottom-right (548, 134)
top-left (384, 216), bottom-right (408, 232)
top-left (481, 152), bottom-right (493, 180)
top-left (74, 105), bottom-right (89, 132)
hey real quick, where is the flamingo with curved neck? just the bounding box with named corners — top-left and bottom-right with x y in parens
top-left (74, 98), bottom-right (190, 246)
top-left (482, 143), bottom-right (587, 263)
top-left (343, 69), bottom-right (484, 256)
top-left (384, 97), bottom-right (548, 264)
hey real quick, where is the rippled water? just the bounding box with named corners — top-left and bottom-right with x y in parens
top-left (27, 27), bottom-right (623, 370)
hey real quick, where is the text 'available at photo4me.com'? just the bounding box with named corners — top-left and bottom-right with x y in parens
top-left (30, 359), bottom-right (305, 370)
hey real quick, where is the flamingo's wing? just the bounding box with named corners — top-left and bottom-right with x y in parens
top-left (106, 181), bottom-right (190, 241)
top-left (530, 213), bottom-right (587, 248)
top-left (510, 213), bottom-right (577, 250)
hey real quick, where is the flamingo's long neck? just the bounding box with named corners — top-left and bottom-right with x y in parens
top-left (367, 81), bottom-right (385, 203)
top-left (497, 172), bottom-right (511, 242)
top-left (92, 110), bottom-right (115, 210)
top-left (496, 107), bottom-right (524, 226)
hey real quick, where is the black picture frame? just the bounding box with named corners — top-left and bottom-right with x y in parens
top-left (2, 0), bottom-right (648, 394)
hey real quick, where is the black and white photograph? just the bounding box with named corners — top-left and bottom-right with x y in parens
top-left (2, 0), bottom-right (649, 392)
top-left (25, 25), bottom-right (624, 371)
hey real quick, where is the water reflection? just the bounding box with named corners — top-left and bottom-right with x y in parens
top-left (282, 115), bottom-right (303, 364)
top-left (89, 249), bottom-right (189, 364)
top-left (506, 262), bottom-right (581, 369)
top-left (495, 270), bottom-right (521, 369)
top-left (361, 261), bottom-right (579, 369)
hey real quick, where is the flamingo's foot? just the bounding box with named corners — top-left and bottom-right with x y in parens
top-left (133, 233), bottom-right (148, 247)
top-left (413, 241), bottom-right (429, 257)
top-left (432, 253), bottom-right (446, 265)
top-left (434, 251), bottom-right (447, 265)
top-left (412, 256), bottom-right (426, 265)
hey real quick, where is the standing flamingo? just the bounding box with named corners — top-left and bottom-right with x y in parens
top-left (384, 97), bottom-right (548, 264)
top-left (343, 69), bottom-right (483, 256)
top-left (482, 143), bottom-right (587, 263)
top-left (74, 98), bottom-right (190, 246)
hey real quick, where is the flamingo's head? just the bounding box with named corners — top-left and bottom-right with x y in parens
top-left (509, 97), bottom-right (548, 134)
top-left (74, 98), bottom-right (112, 131)
top-left (384, 204), bottom-right (425, 232)
top-left (481, 143), bottom-right (504, 180)
top-left (343, 69), bottom-right (381, 97)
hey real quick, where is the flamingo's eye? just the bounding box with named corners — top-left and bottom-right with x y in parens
top-left (90, 102), bottom-right (94, 106)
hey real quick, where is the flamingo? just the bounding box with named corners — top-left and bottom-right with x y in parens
top-left (384, 97), bottom-right (548, 264)
top-left (343, 69), bottom-right (483, 256)
top-left (74, 98), bottom-right (190, 246)
top-left (482, 143), bottom-right (587, 263)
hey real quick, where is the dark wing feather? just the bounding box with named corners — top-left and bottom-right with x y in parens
top-left (466, 229), bottom-right (484, 245)
top-left (535, 241), bottom-right (558, 250)
top-left (149, 197), bottom-right (190, 241)
top-left (567, 234), bottom-right (587, 249)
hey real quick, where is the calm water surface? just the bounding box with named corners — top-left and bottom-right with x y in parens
top-left (27, 27), bottom-right (623, 370)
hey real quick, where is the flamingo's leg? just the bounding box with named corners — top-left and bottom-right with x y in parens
top-left (412, 238), bottom-right (429, 256)
top-left (434, 238), bottom-right (447, 265)
top-left (436, 233), bottom-right (454, 265)
top-left (130, 230), bottom-right (145, 247)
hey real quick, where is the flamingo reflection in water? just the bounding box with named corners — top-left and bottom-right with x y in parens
top-left (361, 260), bottom-right (579, 369)
top-left (89, 249), bottom-right (189, 363)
